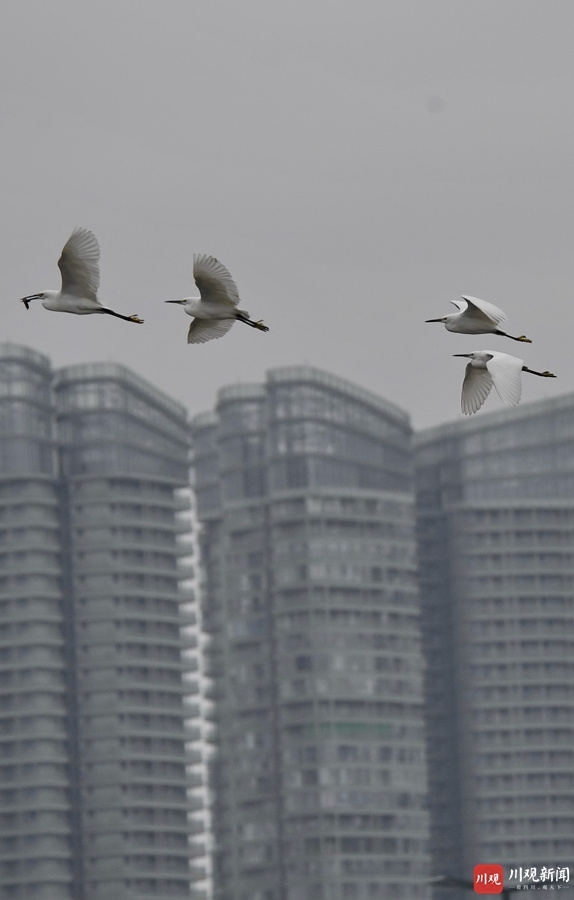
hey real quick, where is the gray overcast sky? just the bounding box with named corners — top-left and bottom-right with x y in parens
top-left (2, 1), bottom-right (573, 429)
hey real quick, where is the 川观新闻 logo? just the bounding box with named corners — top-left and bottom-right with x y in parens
top-left (474, 864), bottom-right (504, 893)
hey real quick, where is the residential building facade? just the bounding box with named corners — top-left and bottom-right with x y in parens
top-left (0, 346), bottom-right (73, 898)
top-left (416, 396), bottom-right (574, 893)
top-left (0, 345), bottom-right (204, 900)
top-left (193, 367), bottom-right (430, 900)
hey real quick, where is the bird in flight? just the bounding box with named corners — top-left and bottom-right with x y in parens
top-left (165, 253), bottom-right (269, 344)
top-left (21, 227), bottom-right (143, 324)
top-left (454, 350), bottom-right (556, 415)
top-left (426, 295), bottom-right (531, 343)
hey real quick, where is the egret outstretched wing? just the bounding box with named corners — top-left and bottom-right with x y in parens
top-left (58, 227), bottom-right (100, 300)
top-left (461, 363), bottom-right (493, 415)
top-left (187, 317), bottom-right (235, 344)
top-left (459, 295), bottom-right (507, 327)
top-left (486, 351), bottom-right (523, 407)
top-left (193, 254), bottom-right (241, 308)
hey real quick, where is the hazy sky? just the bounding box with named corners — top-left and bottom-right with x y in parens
top-left (2, 1), bottom-right (574, 429)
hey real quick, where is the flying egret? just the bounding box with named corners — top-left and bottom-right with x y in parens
top-left (165, 253), bottom-right (269, 344)
top-left (21, 227), bottom-right (143, 324)
top-left (426, 295), bottom-right (531, 342)
top-left (454, 350), bottom-right (556, 415)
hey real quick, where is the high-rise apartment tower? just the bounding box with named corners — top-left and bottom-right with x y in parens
top-left (0, 345), bottom-right (204, 900)
top-left (416, 396), bottom-right (574, 893)
top-left (193, 367), bottom-right (430, 900)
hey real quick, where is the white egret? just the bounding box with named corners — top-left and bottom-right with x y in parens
top-left (21, 227), bottom-right (143, 324)
top-left (165, 253), bottom-right (269, 344)
top-left (426, 295), bottom-right (531, 342)
top-left (454, 350), bottom-right (556, 415)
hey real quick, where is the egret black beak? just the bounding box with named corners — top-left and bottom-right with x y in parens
top-left (165, 300), bottom-right (184, 304)
top-left (453, 353), bottom-right (473, 358)
top-left (425, 318), bottom-right (444, 323)
top-left (21, 294), bottom-right (41, 310)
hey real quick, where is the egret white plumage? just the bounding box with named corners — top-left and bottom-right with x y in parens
top-left (426, 295), bottom-right (531, 342)
top-left (21, 227), bottom-right (143, 324)
top-left (454, 350), bottom-right (556, 415)
top-left (165, 254), bottom-right (269, 344)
